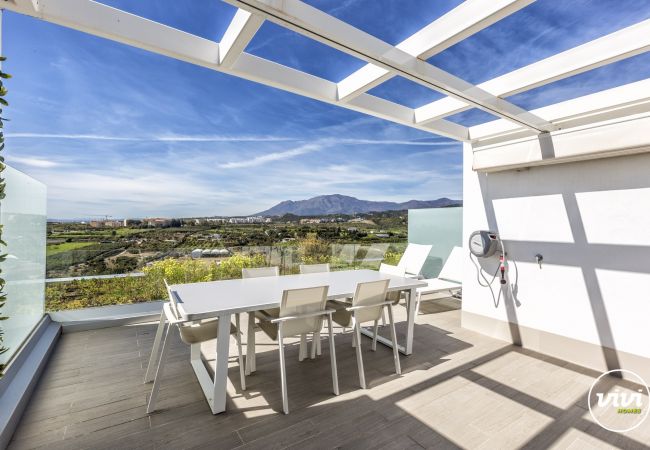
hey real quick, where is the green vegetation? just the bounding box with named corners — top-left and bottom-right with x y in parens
top-left (46, 210), bottom-right (408, 278)
top-left (47, 253), bottom-right (266, 311)
top-left (45, 236), bottom-right (408, 311)
top-left (45, 211), bottom-right (410, 311)
top-left (46, 241), bottom-right (97, 256)
top-left (0, 56), bottom-right (11, 370)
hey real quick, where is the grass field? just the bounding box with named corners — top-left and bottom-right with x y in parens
top-left (46, 241), bottom-right (97, 256)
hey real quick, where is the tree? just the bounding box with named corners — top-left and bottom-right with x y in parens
top-left (0, 55), bottom-right (11, 373)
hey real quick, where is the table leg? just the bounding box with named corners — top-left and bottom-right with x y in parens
top-left (404, 288), bottom-right (416, 355)
top-left (144, 309), bottom-right (166, 383)
top-left (211, 313), bottom-right (232, 414)
top-left (246, 312), bottom-right (256, 375)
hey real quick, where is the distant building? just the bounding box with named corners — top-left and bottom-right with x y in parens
top-left (89, 219), bottom-right (123, 228)
top-left (145, 218), bottom-right (171, 227)
top-left (191, 248), bottom-right (230, 259)
top-left (228, 216), bottom-right (265, 224)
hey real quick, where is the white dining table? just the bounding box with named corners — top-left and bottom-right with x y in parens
top-left (160, 269), bottom-right (426, 414)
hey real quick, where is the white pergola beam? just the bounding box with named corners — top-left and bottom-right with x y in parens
top-left (231, 55), bottom-right (468, 140)
top-left (416, 19), bottom-right (650, 124)
top-left (469, 78), bottom-right (650, 143)
top-left (6, 0), bottom-right (221, 65)
top-left (219, 8), bottom-right (264, 68)
top-left (1, 0), bottom-right (469, 141)
top-left (226, 0), bottom-right (555, 133)
top-left (337, 0), bottom-right (534, 102)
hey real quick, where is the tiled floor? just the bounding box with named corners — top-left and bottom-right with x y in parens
top-left (9, 299), bottom-right (650, 449)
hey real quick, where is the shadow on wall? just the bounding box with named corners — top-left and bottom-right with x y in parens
top-left (475, 150), bottom-right (650, 374)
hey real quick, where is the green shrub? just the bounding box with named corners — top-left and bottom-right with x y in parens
top-left (46, 253), bottom-right (269, 311)
top-left (297, 233), bottom-right (330, 264)
top-left (382, 251), bottom-right (403, 266)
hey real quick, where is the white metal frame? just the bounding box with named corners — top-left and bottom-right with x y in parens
top-left (347, 299), bottom-right (401, 389)
top-left (5, 0), bottom-right (648, 149)
top-left (144, 305), bottom-right (246, 414)
top-left (262, 306), bottom-right (339, 414)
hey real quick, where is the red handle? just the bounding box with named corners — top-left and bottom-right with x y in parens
top-left (499, 254), bottom-right (506, 284)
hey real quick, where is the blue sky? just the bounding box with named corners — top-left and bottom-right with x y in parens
top-left (4, 0), bottom-right (649, 218)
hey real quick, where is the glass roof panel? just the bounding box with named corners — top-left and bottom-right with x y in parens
top-left (428, 0), bottom-right (650, 86)
top-left (96, 0), bottom-right (237, 41)
top-left (245, 21), bottom-right (366, 82)
top-left (366, 76), bottom-right (444, 109)
top-left (304, 0), bottom-right (465, 46)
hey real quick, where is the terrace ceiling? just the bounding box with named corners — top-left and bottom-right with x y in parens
top-left (3, 0), bottom-right (650, 144)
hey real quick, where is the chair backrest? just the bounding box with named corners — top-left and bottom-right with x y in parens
top-left (397, 243), bottom-right (432, 277)
top-left (362, 243), bottom-right (390, 265)
top-left (352, 279), bottom-right (390, 324)
top-left (437, 246), bottom-right (464, 283)
top-left (299, 263), bottom-right (330, 274)
top-left (336, 244), bottom-right (356, 264)
top-left (279, 285), bottom-right (329, 337)
top-left (242, 266), bottom-right (279, 279)
top-left (379, 263), bottom-right (406, 277)
top-left (164, 279), bottom-right (181, 320)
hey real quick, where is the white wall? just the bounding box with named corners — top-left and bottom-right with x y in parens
top-left (462, 141), bottom-right (650, 378)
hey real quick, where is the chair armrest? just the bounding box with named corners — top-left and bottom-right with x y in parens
top-left (345, 300), bottom-right (394, 311)
top-left (270, 309), bottom-right (335, 323)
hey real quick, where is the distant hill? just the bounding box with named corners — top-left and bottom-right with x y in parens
top-left (256, 194), bottom-right (461, 216)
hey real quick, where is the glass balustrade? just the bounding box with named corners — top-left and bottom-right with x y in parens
top-left (408, 207), bottom-right (462, 278)
top-left (0, 166), bottom-right (47, 368)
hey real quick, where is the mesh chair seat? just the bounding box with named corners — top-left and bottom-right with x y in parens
top-left (178, 320), bottom-right (237, 345)
top-left (327, 300), bottom-right (353, 328)
top-left (255, 307), bottom-right (280, 341)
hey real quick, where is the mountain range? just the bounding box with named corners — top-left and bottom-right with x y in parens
top-left (256, 194), bottom-right (461, 216)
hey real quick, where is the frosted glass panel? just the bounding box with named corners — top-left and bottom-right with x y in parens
top-left (0, 166), bottom-right (46, 367)
top-left (408, 207), bottom-right (462, 278)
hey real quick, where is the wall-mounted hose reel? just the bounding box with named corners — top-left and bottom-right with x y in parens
top-left (469, 230), bottom-right (507, 307)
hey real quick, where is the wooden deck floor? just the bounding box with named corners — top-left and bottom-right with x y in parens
top-left (9, 299), bottom-right (650, 449)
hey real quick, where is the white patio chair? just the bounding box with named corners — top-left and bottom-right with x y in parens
top-left (396, 243), bottom-right (433, 278)
top-left (242, 266), bottom-right (279, 279)
top-left (144, 279), bottom-right (245, 413)
top-left (243, 266), bottom-right (280, 375)
top-left (328, 279), bottom-right (400, 389)
top-left (375, 262), bottom-right (407, 325)
top-left (299, 263), bottom-right (330, 274)
top-left (256, 286), bottom-right (339, 414)
top-left (379, 262), bottom-right (406, 277)
top-left (299, 263), bottom-right (330, 357)
top-left (361, 243), bottom-right (390, 268)
top-left (415, 246), bottom-right (463, 316)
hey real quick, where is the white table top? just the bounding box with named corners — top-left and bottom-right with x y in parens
top-left (170, 269), bottom-right (427, 321)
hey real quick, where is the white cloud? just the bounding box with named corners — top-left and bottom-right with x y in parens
top-left (8, 156), bottom-right (61, 168)
top-left (7, 132), bottom-right (454, 147)
top-left (6, 133), bottom-right (295, 143)
top-left (219, 144), bottom-right (322, 169)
